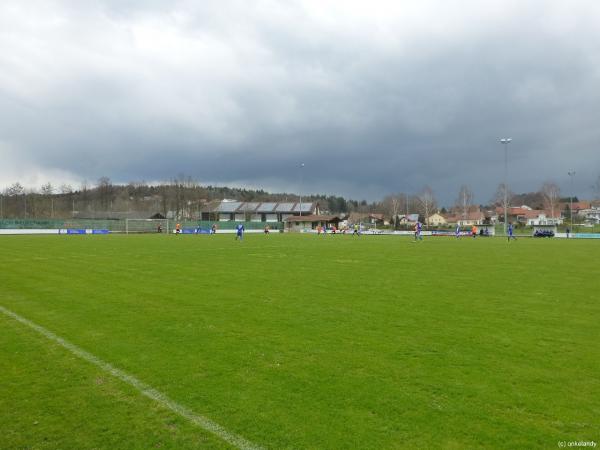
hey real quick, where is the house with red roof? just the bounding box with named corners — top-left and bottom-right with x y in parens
top-left (523, 209), bottom-right (563, 226)
top-left (445, 210), bottom-right (485, 226)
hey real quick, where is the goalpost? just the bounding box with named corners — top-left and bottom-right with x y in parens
top-left (125, 219), bottom-right (169, 234)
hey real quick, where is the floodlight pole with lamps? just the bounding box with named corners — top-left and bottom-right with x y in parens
top-left (299, 163), bottom-right (305, 217)
top-left (500, 138), bottom-right (512, 236)
top-left (405, 193), bottom-right (409, 229)
top-left (568, 170), bottom-right (576, 231)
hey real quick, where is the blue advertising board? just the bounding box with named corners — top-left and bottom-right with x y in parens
top-left (66, 229), bottom-right (86, 234)
top-left (182, 228), bottom-right (211, 234)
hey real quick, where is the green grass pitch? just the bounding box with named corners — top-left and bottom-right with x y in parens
top-left (1, 234), bottom-right (599, 449)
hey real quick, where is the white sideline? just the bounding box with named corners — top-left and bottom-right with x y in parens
top-left (0, 305), bottom-right (261, 450)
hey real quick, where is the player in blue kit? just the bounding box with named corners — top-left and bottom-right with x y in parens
top-left (235, 223), bottom-right (244, 240)
top-left (507, 222), bottom-right (516, 241)
top-left (414, 221), bottom-right (423, 241)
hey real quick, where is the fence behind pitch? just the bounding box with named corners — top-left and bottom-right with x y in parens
top-left (0, 218), bottom-right (284, 233)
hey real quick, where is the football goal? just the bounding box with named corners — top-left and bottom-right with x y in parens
top-left (125, 219), bottom-right (169, 234)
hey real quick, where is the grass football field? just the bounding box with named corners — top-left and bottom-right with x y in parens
top-left (1, 233), bottom-right (599, 449)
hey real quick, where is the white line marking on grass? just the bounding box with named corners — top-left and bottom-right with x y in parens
top-left (0, 305), bottom-right (262, 450)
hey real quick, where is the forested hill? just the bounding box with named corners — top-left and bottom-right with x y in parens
top-left (1, 178), bottom-right (354, 219)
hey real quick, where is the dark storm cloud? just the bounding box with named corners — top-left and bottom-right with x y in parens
top-left (1, 0), bottom-right (600, 204)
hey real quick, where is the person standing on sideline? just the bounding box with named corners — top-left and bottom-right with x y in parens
top-left (508, 222), bottom-right (516, 241)
top-left (353, 224), bottom-right (360, 236)
top-left (211, 223), bottom-right (217, 234)
top-left (235, 223), bottom-right (244, 241)
top-left (455, 224), bottom-right (460, 239)
top-left (414, 221), bottom-right (423, 241)
top-left (471, 225), bottom-right (477, 238)
top-left (175, 223), bottom-right (181, 234)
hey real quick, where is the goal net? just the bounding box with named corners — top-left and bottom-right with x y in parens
top-left (125, 219), bottom-right (169, 234)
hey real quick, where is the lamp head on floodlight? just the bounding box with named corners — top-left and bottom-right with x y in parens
top-left (500, 138), bottom-right (512, 144)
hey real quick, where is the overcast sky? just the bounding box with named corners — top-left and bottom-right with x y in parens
top-left (1, 1), bottom-right (599, 204)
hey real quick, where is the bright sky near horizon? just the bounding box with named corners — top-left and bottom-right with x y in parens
top-left (1, 0), bottom-right (599, 203)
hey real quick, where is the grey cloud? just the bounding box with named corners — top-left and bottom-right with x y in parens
top-left (1, 0), bottom-right (600, 204)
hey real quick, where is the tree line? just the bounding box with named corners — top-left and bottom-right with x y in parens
top-left (0, 176), bottom-right (351, 220)
top-left (1, 175), bottom-right (598, 222)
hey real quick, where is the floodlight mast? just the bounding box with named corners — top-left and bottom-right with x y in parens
top-left (568, 170), bottom-right (576, 231)
top-left (299, 163), bottom-right (305, 217)
top-left (500, 138), bottom-right (512, 236)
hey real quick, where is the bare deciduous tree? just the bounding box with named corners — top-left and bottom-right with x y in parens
top-left (492, 183), bottom-right (516, 225)
top-left (7, 182), bottom-right (24, 196)
top-left (382, 194), bottom-right (402, 228)
top-left (40, 182), bottom-right (55, 217)
top-left (455, 185), bottom-right (474, 220)
top-left (416, 186), bottom-right (437, 227)
top-left (41, 182), bottom-right (54, 195)
top-left (541, 181), bottom-right (560, 219)
top-left (97, 176), bottom-right (114, 210)
top-left (493, 183), bottom-right (514, 210)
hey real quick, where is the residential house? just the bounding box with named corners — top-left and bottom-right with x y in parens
top-left (348, 212), bottom-right (378, 225)
top-left (494, 205), bottom-right (562, 226)
top-left (395, 214), bottom-right (419, 226)
top-left (524, 209), bottom-right (563, 226)
top-left (446, 211), bottom-right (485, 226)
top-left (560, 201), bottom-right (591, 216)
top-left (427, 213), bottom-right (447, 226)
top-left (496, 206), bottom-right (533, 224)
top-left (578, 207), bottom-right (600, 224)
top-left (368, 213), bottom-right (388, 226)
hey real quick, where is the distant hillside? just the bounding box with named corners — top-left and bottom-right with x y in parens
top-left (0, 179), bottom-right (354, 220)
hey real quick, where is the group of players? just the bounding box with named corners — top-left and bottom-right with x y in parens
top-left (165, 220), bottom-right (518, 242)
top-left (169, 222), bottom-right (272, 241)
top-left (169, 223), bottom-right (219, 235)
top-left (413, 221), bottom-right (517, 242)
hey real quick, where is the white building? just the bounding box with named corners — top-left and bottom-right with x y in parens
top-left (525, 211), bottom-right (563, 226)
top-left (578, 207), bottom-right (600, 224)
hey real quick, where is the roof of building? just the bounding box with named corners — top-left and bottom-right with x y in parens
top-left (241, 202), bottom-right (260, 212)
top-left (444, 210), bottom-right (485, 222)
top-left (257, 202), bottom-right (278, 212)
top-left (522, 209), bottom-right (561, 219)
top-left (397, 213), bottom-right (419, 221)
top-left (570, 201), bottom-right (592, 211)
top-left (216, 201), bottom-right (243, 213)
top-left (211, 201), bottom-right (316, 214)
top-left (285, 215), bottom-right (340, 222)
top-left (275, 202), bottom-right (297, 212)
top-left (496, 206), bottom-right (534, 216)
